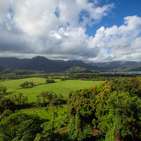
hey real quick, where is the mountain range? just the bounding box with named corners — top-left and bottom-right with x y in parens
top-left (0, 56), bottom-right (141, 73)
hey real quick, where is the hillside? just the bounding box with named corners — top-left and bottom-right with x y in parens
top-left (0, 56), bottom-right (141, 73)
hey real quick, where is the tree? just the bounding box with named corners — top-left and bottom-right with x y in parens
top-left (11, 93), bottom-right (28, 105)
top-left (0, 113), bottom-right (45, 141)
top-left (0, 98), bottom-right (16, 114)
top-left (37, 91), bottom-right (66, 107)
top-left (110, 77), bottom-right (141, 97)
top-left (20, 81), bottom-right (35, 88)
top-left (68, 88), bottom-right (97, 140)
top-left (96, 89), bottom-right (141, 141)
top-left (46, 79), bottom-right (56, 84)
top-left (0, 85), bottom-right (7, 98)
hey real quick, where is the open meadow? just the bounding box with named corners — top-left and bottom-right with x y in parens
top-left (0, 77), bottom-right (102, 102)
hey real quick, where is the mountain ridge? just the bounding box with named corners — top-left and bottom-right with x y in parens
top-left (0, 56), bottom-right (141, 73)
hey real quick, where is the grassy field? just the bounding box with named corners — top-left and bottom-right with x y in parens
top-left (0, 77), bottom-right (103, 127)
top-left (0, 77), bottom-right (103, 102)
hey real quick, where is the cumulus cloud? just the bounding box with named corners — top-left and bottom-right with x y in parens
top-left (0, 0), bottom-right (10, 18)
top-left (1, 0), bottom-right (141, 62)
top-left (91, 16), bottom-right (141, 61)
top-left (28, 27), bottom-right (99, 60)
top-left (12, 0), bottom-right (112, 36)
top-left (0, 0), bottom-right (112, 60)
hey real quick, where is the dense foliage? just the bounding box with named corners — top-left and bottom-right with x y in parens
top-left (0, 77), bottom-right (141, 141)
top-left (0, 113), bottom-right (44, 141)
top-left (67, 80), bottom-right (141, 141)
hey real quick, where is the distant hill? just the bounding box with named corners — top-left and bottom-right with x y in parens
top-left (0, 56), bottom-right (141, 73)
top-left (0, 56), bottom-right (93, 73)
top-left (92, 61), bottom-right (141, 72)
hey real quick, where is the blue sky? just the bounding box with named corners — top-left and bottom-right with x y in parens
top-left (87, 0), bottom-right (141, 35)
top-left (0, 0), bottom-right (141, 62)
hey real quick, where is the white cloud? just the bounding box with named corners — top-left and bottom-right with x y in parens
top-left (90, 16), bottom-right (141, 61)
top-left (0, 0), bottom-right (9, 16)
top-left (4, 1), bottom-right (141, 62)
top-left (31, 27), bottom-right (99, 60)
top-left (12, 0), bottom-right (112, 36)
top-left (0, 0), bottom-right (112, 60)
top-left (0, 0), bottom-right (11, 24)
top-left (13, 0), bottom-right (59, 36)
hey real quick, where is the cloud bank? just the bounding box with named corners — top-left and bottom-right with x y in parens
top-left (0, 0), bottom-right (141, 62)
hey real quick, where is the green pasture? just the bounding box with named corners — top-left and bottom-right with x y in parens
top-left (0, 77), bottom-right (103, 102)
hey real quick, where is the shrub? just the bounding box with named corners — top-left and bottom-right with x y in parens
top-left (46, 79), bottom-right (56, 84)
top-left (20, 81), bottom-right (35, 88)
top-left (37, 92), bottom-right (66, 107)
top-left (0, 113), bottom-right (45, 141)
top-left (110, 77), bottom-right (141, 97)
top-left (95, 80), bottom-right (141, 141)
top-left (11, 93), bottom-right (28, 105)
top-left (0, 98), bottom-right (16, 113)
top-left (68, 89), bottom-right (96, 140)
top-left (0, 85), bottom-right (7, 97)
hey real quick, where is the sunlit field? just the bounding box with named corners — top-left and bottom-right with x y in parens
top-left (0, 77), bottom-right (103, 102)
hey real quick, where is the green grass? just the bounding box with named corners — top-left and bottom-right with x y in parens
top-left (0, 77), bottom-right (103, 139)
top-left (19, 108), bottom-right (50, 119)
top-left (17, 106), bottom-right (68, 130)
top-left (0, 77), bottom-right (46, 92)
top-left (0, 77), bottom-right (103, 102)
top-left (18, 106), bottom-right (67, 120)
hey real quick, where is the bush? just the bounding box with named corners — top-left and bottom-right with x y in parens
top-left (0, 113), bottom-right (45, 141)
top-left (0, 85), bottom-right (7, 97)
top-left (46, 79), bottom-right (56, 84)
top-left (0, 98), bottom-right (16, 113)
top-left (20, 81), bottom-right (35, 88)
top-left (10, 93), bottom-right (28, 105)
top-left (0, 109), bottom-right (13, 120)
top-left (110, 77), bottom-right (141, 97)
top-left (68, 89), bottom-right (96, 140)
top-left (37, 92), bottom-right (66, 107)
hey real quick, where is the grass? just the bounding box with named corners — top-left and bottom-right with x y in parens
top-left (0, 77), bottom-right (103, 138)
top-left (0, 77), bottom-right (103, 102)
top-left (0, 77), bottom-right (46, 92)
top-left (18, 106), bottom-right (67, 120)
top-left (17, 106), bottom-right (68, 130)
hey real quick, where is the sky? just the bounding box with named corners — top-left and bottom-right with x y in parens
top-left (0, 0), bottom-right (141, 62)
